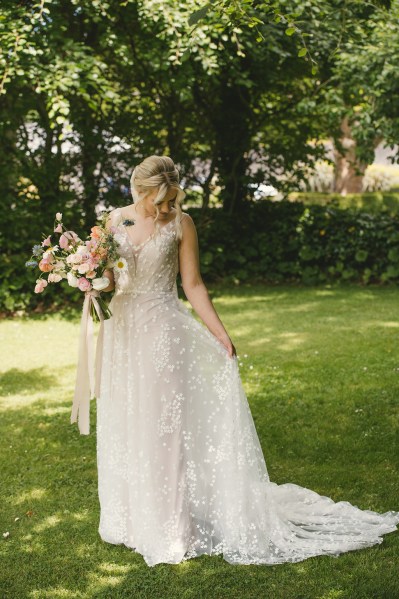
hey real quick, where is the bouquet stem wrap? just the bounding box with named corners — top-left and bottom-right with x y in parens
top-left (70, 289), bottom-right (105, 435)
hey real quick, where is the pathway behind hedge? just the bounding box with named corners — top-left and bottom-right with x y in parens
top-left (1, 284), bottom-right (398, 599)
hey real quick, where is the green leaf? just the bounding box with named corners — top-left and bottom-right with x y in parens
top-left (355, 249), bottom-right (368, 262)
top-left (298, 47), bottom-right (307, 57)
top-left (188, 4), bottom-right (210, 26)
top-left (285, 27), bottom-right (296, 36)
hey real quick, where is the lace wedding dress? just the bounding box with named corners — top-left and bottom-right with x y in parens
top-left (96, 208), bottom-right (399, 567)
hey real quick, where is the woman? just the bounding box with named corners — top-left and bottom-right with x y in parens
top-left (96, 155), bottom-right (399, 567)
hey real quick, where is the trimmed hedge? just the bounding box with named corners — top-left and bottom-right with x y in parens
top-left (2, 200), bottom-right (399, 315)
top-left (190, 201), bottom-right (399, 286)
top-left (288, 191), bottom-right (399, 215)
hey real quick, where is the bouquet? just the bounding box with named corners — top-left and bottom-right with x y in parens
top-left (26, 210), bottom-right (122, 436)
top-left (25, 211), bottom-right (120, 321)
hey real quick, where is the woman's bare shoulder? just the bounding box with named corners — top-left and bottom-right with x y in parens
top-left (104, 207), bottom-right (121, 231)
top-left (180, 212), bottom-right (194, 225)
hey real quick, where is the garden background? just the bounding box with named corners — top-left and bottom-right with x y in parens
top-left (1, 1), bottom-right (399, 598)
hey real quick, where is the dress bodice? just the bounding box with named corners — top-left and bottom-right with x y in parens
top-left (110, 207), bottom-right (180, 296)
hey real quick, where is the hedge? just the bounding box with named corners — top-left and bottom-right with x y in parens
top-left (288, 191), bottom-right (399, 215)
top-left (2, 200), bottom-right (399, 315)
top-left (191, 201), bottom-right (399, 286)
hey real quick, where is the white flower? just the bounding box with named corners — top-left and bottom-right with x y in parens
top-left (71, 253), bottom-right (83, 264)
top-left (56, 212), bottom-right (62, 221)
top-left (67, 272), bottom-right (79, 287)
top-left (92, 276), bottom-right (110, 291)
top-left (48, 273), bottom-right (63, 283)
top-left (3, 531), bottom-right (10, 538)
top-left (114, 257), bottom-right (128, 272)
top-left (77, 262), bottom-right (90, 274)
top-left (43, 245), bottom-right (59, 258)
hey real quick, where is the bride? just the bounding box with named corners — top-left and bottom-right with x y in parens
top-left (95, 154), bottom-right (399, 567)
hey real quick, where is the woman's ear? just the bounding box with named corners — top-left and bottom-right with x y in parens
top-left (176, 188), bottom-right (186, 203)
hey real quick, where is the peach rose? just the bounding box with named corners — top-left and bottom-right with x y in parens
top-left (90, 226), bottom-right (102, 240)
top-left (38, 259), bottom-right (54, 272)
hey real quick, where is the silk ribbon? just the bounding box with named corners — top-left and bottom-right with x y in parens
top-left (70, 290), bottom-right (105, 435)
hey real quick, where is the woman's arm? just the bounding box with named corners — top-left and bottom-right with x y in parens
top-left (101, 211), bottom-right (115, 292)
top-left (178, 213), bottom-right (236, 358)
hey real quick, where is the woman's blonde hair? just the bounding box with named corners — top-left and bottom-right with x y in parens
top-left (130, 155), bottom-right (186, 241)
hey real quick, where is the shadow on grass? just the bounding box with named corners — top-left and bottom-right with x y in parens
top-left (0, 368), bottom-right (60, 396)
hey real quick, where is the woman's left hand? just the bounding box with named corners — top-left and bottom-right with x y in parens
top-left (216, 332), bottom-right (237, 358)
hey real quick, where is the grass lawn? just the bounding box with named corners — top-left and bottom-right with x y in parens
top-left (0, 284), bottom-right (398, 599)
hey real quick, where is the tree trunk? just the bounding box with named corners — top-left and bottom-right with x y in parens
top-left (333, 116), bottom-right (367, 194)
top-left (215, 82), bottom-right (252, 215)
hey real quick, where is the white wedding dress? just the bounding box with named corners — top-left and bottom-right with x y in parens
top-left (96, 208), bottom-right (399, 567)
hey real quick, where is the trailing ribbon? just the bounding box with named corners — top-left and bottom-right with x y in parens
top-left (70, 290), bottom-right (105, 435)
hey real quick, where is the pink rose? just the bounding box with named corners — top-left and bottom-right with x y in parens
top-left (59, 231), bottom-right (79, 249)
top-left (34, 279), bottom-right (48, 293)
top-left (77, 277), bottom-right (91, 292)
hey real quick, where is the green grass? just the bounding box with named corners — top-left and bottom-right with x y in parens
top-left (1, 284), bottom-right (398, 599)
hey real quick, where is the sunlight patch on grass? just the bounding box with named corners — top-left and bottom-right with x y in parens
top-left (88, 573), bottom-right (124, 591)
top-left (314, 290), bottom-right (337, 297)
top-left (247, 336), bottom-right (272, 348)
top-left (33, 514), bottom-right (62, 533)
top-left (319, 591), bottom-right (346, 599)
top-left (283, 302), bottom-right (321, 313)
top-left (363, 320), bottom-right (399, 329)
top-left (72, 510), bottom-right (90, 522)
top-left (275, 331), bottom-right (309, 350)
top-left (44, 406), bottom-right (72, 416)
top-left (29, 588), bottom-right (80, 598)
top-left (97, 562), bottom-right (132, 574)
top-left (214, 293), bottom-right (289, 305)
top-left (14, 488), bottom-right (47, 505)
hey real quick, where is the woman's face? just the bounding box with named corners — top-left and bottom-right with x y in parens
top-left (145, 187), bottom-right (177, 219)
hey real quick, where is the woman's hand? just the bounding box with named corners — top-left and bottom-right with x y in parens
top-left (216, 331), bottom-right (237, 358)
top-left (101, 269), bottom-right (115, 292)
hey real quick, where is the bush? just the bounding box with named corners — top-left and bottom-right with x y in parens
top-left (287, 191), bottom-right (399, 215)
top-left (189, 201), bottom-right (399, 286)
